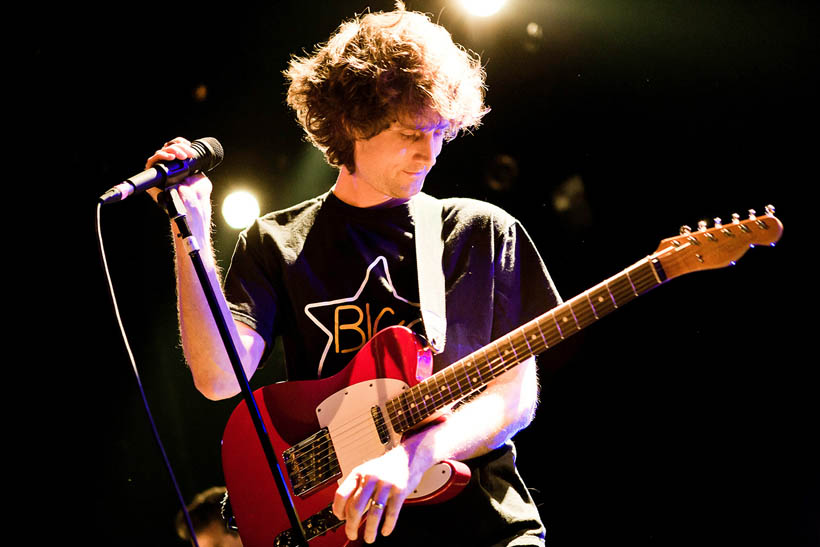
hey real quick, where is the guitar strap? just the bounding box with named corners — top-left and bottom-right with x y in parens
top-left (411, 193), bottom-right (447, 354)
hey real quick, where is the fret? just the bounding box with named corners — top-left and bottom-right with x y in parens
top-left (475, 349), bottom-right (491, 383)
top-left (607, 276), bottom-right (636, 307)
top-left (585, 291), bottom-right (599, 319)
top-left (465, 359), bottom-right (482, 392)
top-left (507, 332), bottom-right (526, 363)
top-left (480, 347), bottom-right (495, 378)
top-left (435, 374), bottom-right (453, 405)
top-left (503, 334), bottom-right (518, 364)
top-left (397, 392), bottom-right (413, 425)
top-left (468, 354), bottom-right (483, 388)
top-left (604, 280), bottom-right (619, 308)
top-left (589, 284), bottom-right (617, 317)
top-left (571, 295), bottom-right (596, 329)
top-left (542, 315), bottom-right (563, 347)
top-left (534, 319), bottom-right (549, 349)
top-left (416, 381), bottom-right (433, 415)
top-left (405, 389), bottom-right (421, 424)
top-left (556, 309), bottom-right (576, 334)
top-left (518, 327), bottom-right (535, 355)
top-left (453, 361), bottom-right (470, 393)
top-left (648, 257), bottom-right (664, 285)
top-left (624, 268), bottom-right (640, 297)
top-left (445, 365), bottom-right (464, 399)
top-left (631, 261), bottom-right (661, 294)
top-left (497, 339), bottom-right (514, 374)
top-left (426, 376), bottom-right (443, 409)
top-left (551, 312), bottom-right (565, 339)
top-left (492, 341), bottom-right (505, 367)
top-left (566, 301), bottom-right (581, 331)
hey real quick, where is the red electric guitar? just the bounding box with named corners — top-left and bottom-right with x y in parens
top-left (221, 207), bottom-right (783, 546)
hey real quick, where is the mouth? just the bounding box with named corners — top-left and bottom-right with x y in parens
top-left (403, 167), bottom-right (427, 176)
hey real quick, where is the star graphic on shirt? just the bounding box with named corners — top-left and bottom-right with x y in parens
top-left (304, 255), bottom-right (420, 377)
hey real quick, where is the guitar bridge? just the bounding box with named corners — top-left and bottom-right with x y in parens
top-left (283, 428), bottom-right (342, 497)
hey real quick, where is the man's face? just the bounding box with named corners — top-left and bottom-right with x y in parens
top-left (351, 111), bottom-right (447, 202)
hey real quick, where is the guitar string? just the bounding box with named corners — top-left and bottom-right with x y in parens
top-left (299, 222), bottom-right (755, 460)
top-left (395, 259), bottom-right (659, 423)
top-left (286, 230), bottom-right (763, 478)
top-left (393, 241), bottom-right (726, 433)
top-left (288, 258), bottom-right (672, 479)
top-left (293, 281), bottom-right (651, 482)
top-left (291, 264), bottom-right (657, 477)
top-left (286, 260), bottom-right (662, 477)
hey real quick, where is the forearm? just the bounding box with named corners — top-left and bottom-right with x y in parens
top-left (173, 228), bottom-right (252, 400)
top-left (401, 357), bottom-right (539, 475)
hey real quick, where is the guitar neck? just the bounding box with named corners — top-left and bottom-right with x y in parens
top-left (387, 255), bottom-right (667, 434)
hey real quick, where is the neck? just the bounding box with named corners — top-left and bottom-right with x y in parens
top-left (332, 168), bottom-right (410, 209)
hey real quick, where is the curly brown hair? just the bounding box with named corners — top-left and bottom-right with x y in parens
top-left (285, 2), bottom-right (489, 173)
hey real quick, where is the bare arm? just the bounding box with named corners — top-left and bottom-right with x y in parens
top-left (148, 138), bottom-right (266, 400)
top-left (332, 355), bottom-right (539, 543)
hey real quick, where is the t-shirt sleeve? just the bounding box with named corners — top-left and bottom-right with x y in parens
top-left (223, 222), bottom-right (280, 356)
top-left (491, 217), bottom-right (562, 340)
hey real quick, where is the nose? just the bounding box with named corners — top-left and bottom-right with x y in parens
top-left (413, 131), bottom-right (441, 167)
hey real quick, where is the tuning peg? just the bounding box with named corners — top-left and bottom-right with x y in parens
top-left (748, 209), bottom-right (757, 219)
top-left (765, 204), bottom-right (776, 216)
top-left (732, 213), bottom-right (740, 224)
top-left (713, 217), bottom-right (722, 228)
top-left (698, 220), bottom-right (708, 232)
top-left (679, 225), bottom-right (692, 235)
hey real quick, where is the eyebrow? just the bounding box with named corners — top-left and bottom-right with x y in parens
top-left (393, 119), bottom-right (449, 132)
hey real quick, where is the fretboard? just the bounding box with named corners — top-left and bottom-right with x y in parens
top-left (386, 256), bottom-right (667, 434)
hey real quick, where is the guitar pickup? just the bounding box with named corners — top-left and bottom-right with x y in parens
top-left (371, 405), bottom-right (390, 445)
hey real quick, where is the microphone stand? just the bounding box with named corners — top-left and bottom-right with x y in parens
top-left (161, 186), bottom-right (308, 547)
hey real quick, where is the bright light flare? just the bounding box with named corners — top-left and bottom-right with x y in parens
top-left (460, 0), bottom-right (507, 17)
top-left (221, 190), bottom-right (260, 229)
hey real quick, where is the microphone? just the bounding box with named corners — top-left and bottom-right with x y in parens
top-left (99, 137), bottom-right (224, 204)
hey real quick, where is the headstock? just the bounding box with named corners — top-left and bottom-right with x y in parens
top-left (653, 205), bottom-right (783, 280)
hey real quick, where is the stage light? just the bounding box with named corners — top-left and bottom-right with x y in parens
top-left (221, 190), bottom-right (260, 229)
top-left (460, 0), bottom-right (507, 17)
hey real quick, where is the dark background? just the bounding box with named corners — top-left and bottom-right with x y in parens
top-left (37, 1), bottom-right (816, 545)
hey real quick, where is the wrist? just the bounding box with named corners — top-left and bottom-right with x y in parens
top-left (399, 418), bottom-right (447, 476)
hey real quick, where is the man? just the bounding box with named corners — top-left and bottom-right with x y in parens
top-left (175, 487), bottom-right (243, 547)
top-left (149, 4), bottom-right (560, 545)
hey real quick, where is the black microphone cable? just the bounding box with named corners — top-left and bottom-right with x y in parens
top-left (95, 200), bottom-right (201, 547)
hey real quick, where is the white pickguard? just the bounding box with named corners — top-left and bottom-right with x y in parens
top-left (315, 378), bottom-right (454, 500)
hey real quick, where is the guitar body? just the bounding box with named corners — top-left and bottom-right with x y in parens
top-left (221, 326), bottom-right (470, 547)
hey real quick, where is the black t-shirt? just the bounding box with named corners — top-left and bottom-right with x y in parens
top-left (224, 191), bottom-right (561, 545)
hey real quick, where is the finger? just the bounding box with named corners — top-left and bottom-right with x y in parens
top-left (145, 149), bottom-right (176, 169)
top-left (363, 490), bottom-right (391, 544)
top-left (163, 137), bottom-right (190, 147)
top-left (379, 491), bottom-right (407, 538)
top-left (345, 478), bottom-right (378, 541)
top-left (332, 473), bottom-right (360, 520)
top-left (169, 139), bottom-right (198, 156)
top-left (145, 138), bottom-right (195, 168)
